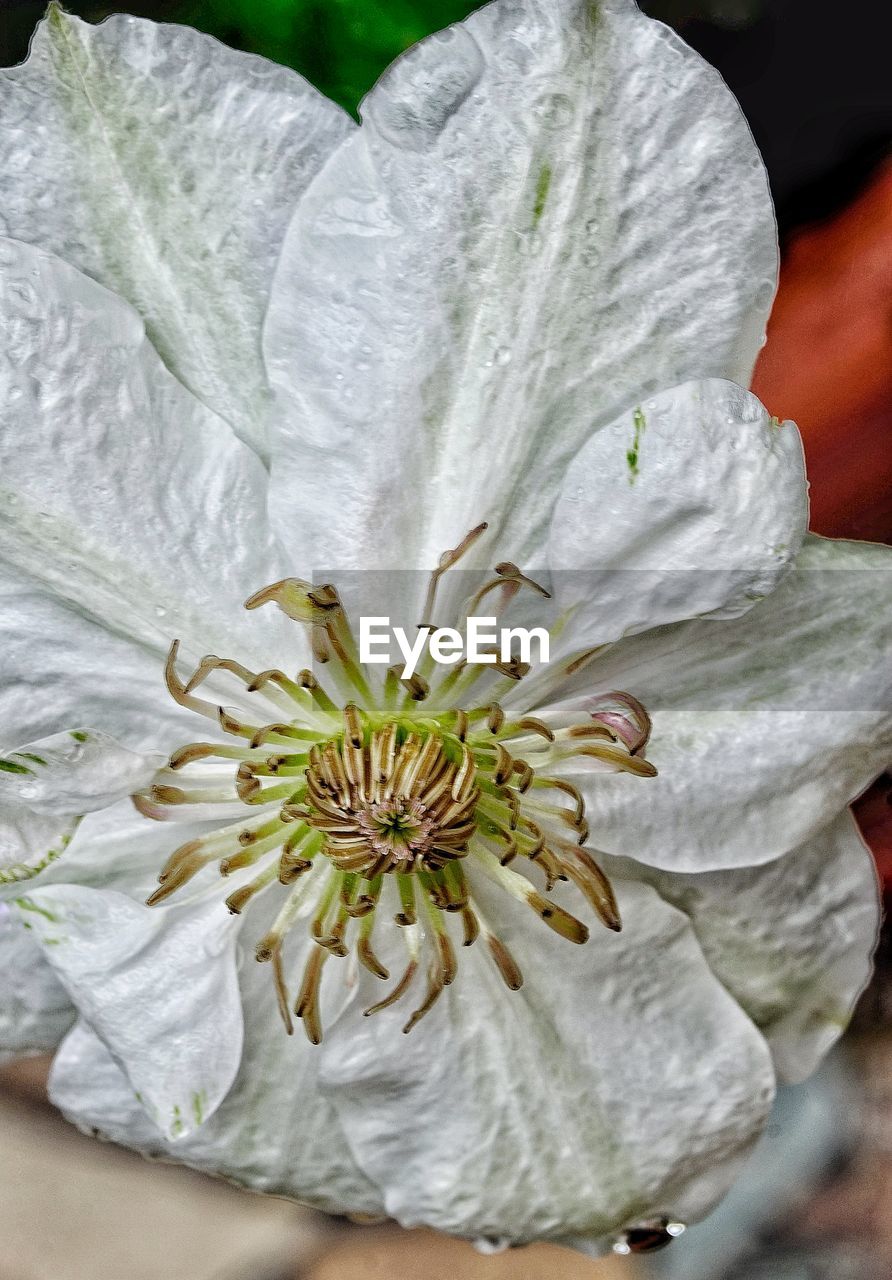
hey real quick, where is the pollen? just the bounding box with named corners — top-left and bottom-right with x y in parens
top-left (135, 524), bottom-right (656, 1043)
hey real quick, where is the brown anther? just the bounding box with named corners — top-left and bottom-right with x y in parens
top-left (486, 935), bottom-right (524, 990)
top-left (150, 784), bottom-right (189, 805)
top-left (271, 947), bottom-right (294, 1035)
top-left (515, 717), bottom-right (555, 742)
top-left (279, 855), bottom-right (312, 885)
top-left (364, 959), bottom-right (418, 1018)
top-left (225, 883), bottom-right (261, 915)
top-left (168, 743), bottom-right (219, 769)
top-left (343, 704), bottom-right (364, 748)
top-left (513, 760), bottom-right (534, 793)
top-left (492, 743), bottom-right (514, 786)
top-left (460, 907), bottom-right (480, 947)
top-left (400, 672), bottom-right (430, 701)
top-left (494, 562), bottom-right (551, 599)
top-left (564, 646), bottom-right (604, 676)
top-left (487, 703), bottom-right (505, 733)
top-left (452, 709), bottom-right (469, 741)
top-left (493, 656), bottom-right (530, 680)
top-left (358, 936), bottom-right (389, 980)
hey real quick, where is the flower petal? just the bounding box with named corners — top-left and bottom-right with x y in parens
top-left (610, 810), bottom-right (880, 1085)
top-left (548, 536), bottom-right (892, 871)
top-left (1, 7), bottom-right (353, 458)
top-left (0, 730), bottom-right (160, 819)
top-left (318, 878), bottom-right (774, 1246)
top-left (547, 380), bottom-right (807, 640)
top-left (0, 237), bottom-right (299, 748)
top-left (0, 902), bottom-right (74, 1061)
top-left (0, 730), bottom-right (161, 896)
top-left (0, 561), bottom-right (196, 750)
top-left (264, 0), bottom-right (777, 570)
top-left (20, 885), bottom-right (243, 1141)
top-left (48, 942), bottom-right (385, 1216)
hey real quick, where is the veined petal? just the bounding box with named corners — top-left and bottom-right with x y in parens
top-left (610, 811), bottom-right (880, 1085)
top-left (1, 7), bottom-right (354, 458)
top-left (20, 886), bottom-right (243, 1142)
top-left (317, 878), bottom-right (774, 1246)
top-left (547, 380), bottom-right (807, 641)
top-left (0, 902), bottom-right (74, 1061)
top-left (0, 729), bottom-right (160, 819)
top-left (550, 536), bottom-right (892, 871)
top-left (264, 0), bottom-right (777, 570)
top-left (48, 944), bottom-right (385, 1216)
top-left (0, 238), bottom-right (299, 719)
top-left (0, 729), bottom-right (160, 898)
top-left (0, 561), bottom-right (198, 750)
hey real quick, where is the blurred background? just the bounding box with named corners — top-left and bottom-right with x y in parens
top-left (0, 0), bottom-right (890, 1277)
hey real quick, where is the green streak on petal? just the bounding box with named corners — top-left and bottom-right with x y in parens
top-left (192, 1090), bottom-right (206, 1127)
top-left (69, 731), bottom-right (89, 743)
top-left (171, 1104), bottom-right (184, 1138)
top-left (14, 896), bottom-right (59, 923)
top-left (16, 753), bottom-right (48, 766)
top-left (0, 759), bottom-right (31, 775)
top-left (532, 163), bottom-right (552, 224)
top-left (627, 407), bottom-right (647, 482)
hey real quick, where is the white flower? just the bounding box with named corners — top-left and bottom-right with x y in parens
top-left (0, 0), bottom-right (889, 1258)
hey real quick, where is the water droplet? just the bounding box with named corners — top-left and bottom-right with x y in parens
top-left (155, 606), bottom-right (167, 618)
top-left (473, 1237), bottom-right (510, 1255)
top-left (494, 346), bottom-right (512, 366)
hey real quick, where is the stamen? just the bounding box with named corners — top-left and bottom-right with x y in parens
top-left (141, 527), bottom-right (656, 1043)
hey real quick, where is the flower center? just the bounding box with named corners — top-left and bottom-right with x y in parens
top-left (135, 524), bottom-right (656, 1042)
top-left (305, 729), bottom-right (474, 873)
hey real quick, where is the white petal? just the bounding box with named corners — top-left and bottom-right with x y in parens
top-left (264, 0), bottom-right (776, 570)
top-left (611, 811), bottom-right (880, 1085)
top-left (0, 901), bottom-right (74, 1060)
top-left (0, 561), bottom-right (196, 750)
top-left (49, 1021), bottom-right (187, 1147)
top-left (319, 878), bottom-right (775, 1245)
top-left (1, 8), bottom-right (353, 458)
top-left (0, 238), bottom-right (299, 729)
top-left (547, 380), bottom-right (807, 641)
top-left (548, 536), bottom-right (892, 870)
top-left (24, 797), bottom-right (214, 903)
top-left (0, 729), bottom-right (160, 819)
top-left (0, 730), bottom-right (161, 896)
top-left (48, 944), bottom-right (385, 1216)
top-left (20, 886), bottom-right (243, 1141)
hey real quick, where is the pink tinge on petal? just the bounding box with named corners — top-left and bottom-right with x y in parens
top-left (587, 692), bottom-right (652, 755)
